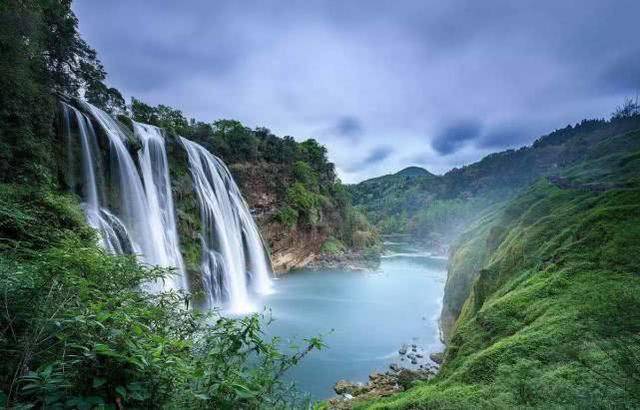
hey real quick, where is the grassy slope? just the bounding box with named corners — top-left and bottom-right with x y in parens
top-left (355, 131), bottom-right (640, 408)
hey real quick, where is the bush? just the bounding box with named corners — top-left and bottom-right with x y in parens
top-left (292, 161), bottom-right (319, 192)
top-left (320, 237), bottom-right (346, 255)
top-left (0, 185), bottom-right (323, 409)
top-left (275, 206), bottom-right (299, 229)
top-left (0, 239), bottom-right (323, 409)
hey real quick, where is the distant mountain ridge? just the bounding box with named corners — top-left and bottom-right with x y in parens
top-left (395, 166), bottom-right (433, 178)
top-left (349, 114), bottom-right (640, 242)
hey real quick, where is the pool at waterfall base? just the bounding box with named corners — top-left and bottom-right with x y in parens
top-left (250, 242), bottom-right (448, 399)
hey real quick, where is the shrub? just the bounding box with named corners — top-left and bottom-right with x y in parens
top-left (0, 240), bottom-right (323, 409)
top-left (275, 206), bottom-right (299, 229)
top-left (320, 237), bottom-right (346, 255)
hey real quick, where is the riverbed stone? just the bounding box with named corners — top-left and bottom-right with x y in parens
top-left (430, 352), bottom-right (444, 364)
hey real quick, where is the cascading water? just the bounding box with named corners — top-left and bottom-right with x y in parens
top-left (181, 137), bottom-right (272, 312)
top-left (134, 122), bottom-right (185, 287)
top-left (61, 102), bottom-right (135, 254)
top-left (63, 101), bottom-right (186, 290)
top-left (61, 100), bottom-right (271, 309)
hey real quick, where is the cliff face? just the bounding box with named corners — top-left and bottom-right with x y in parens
top-left (229, 161), bottom-right (334, 273)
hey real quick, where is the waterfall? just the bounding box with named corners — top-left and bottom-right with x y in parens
top-left (63, 102), bottom-right (185, 290)
top-left (181, 137), bottom-right (272, 313)
top-left (61, 102), bottom-right (135, 255)
top-left (61, 100), bottom-right (272, 310)
top-left (134, 122), bottom-right (185, 287)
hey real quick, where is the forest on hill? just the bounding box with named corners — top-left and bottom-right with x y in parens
top-left (350, 108), bottom-right (640, 246)
top-left (346, 111), bottom-right (640, 409)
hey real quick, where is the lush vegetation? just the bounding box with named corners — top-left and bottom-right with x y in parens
top-left (0, 184), bottom-right (324, 408)
top-left (350, 101), bottom-right (640, 246)
top-left (354, 113), bottom-right (640, 408)
top-left (0, 0), bottom-right (125, 186)
top-left (0, 2), bottom-right (330, 408)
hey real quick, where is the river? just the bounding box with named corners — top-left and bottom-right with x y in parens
top-left (252, 240), bottom-right (448, 399)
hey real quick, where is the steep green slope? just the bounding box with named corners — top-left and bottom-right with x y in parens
top-left (355, 130), bottom-right (640, 408)
top-left (350, 116), bottom-right (640, 245)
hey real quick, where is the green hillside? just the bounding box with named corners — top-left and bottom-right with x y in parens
top-left (349, 115), bottom-right (640, 245)
top-left (353, 125), bottom-right (640, 408)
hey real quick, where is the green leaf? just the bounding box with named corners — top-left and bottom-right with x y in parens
top-left (92, 377), bottom-right (106, 388)
top-left (115, 386), bottom-right (127, 399)
top-left (193, 393), bottom-right (209, 401)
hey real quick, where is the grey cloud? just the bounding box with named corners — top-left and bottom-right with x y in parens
top-left (476, 123), bottom-right (535, 150)
top-left (73, 0), bottom-right (640, 183)
top-left (320, 116), bottom-right (364, 141)
top-left (336, 116), bottom-right (363, 137)
top-left (342, 145), bottom-right (393, 172)
top-left (431, 120), bottom-right (483, 155)
top-left (363, 146), bottom-right (393, 164)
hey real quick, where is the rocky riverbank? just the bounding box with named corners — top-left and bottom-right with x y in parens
top-left (305, 250), bottom-right (381, 272)
top-left (326, 340), bottom-right (444, 409)
top-left (327, 366), bottom-right (436, 409)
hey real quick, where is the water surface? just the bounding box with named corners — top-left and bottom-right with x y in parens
top-left (254, 241), bottom-right (447, 399)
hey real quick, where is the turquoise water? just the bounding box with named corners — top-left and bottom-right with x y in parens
top-left (253, 242), bottom-right (448, 399)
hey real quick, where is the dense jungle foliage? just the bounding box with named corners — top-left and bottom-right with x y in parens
top-left (0, 2), bottom-right (326, 408)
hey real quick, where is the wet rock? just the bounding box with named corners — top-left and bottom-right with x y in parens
top-left (330, 368), bottom-right (436, 407)
top-left (389, 363), bottom-right (401, 372)
top-left (334, 380), bottom-right (366, 395)
top-left (416, 353), bottom-right (424, 358)
top-left (396, 368), bottom-right (434, 389)
top-left (399, 344), bottom-right (408, 355)
top-left (430, 352), bottom-right (444, 364)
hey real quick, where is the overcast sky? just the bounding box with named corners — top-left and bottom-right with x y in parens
top-left (74, 0), bottom-right (640, 183)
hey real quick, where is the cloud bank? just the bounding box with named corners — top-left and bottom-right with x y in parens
top-left (74, 0), bottom-right (640, 182)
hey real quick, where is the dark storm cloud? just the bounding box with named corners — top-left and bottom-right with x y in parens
top-left (336, 116), bottom-right (363, 138)
top-left (73, 0), bottom-right (640, 182)
top-left (343, 146), bottom-right (393, 172)
top-left (431, 120), bottom-right (482, 155)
